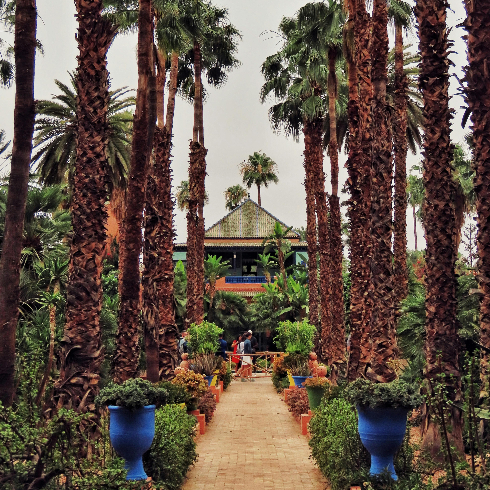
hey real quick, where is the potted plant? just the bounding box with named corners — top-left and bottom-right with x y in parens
top-left (274, 319), bottom-right (316, 387)
top-left (304, 376), bottom-right (330, 410)
top-left (96, 378), bottom-right (168, 481)
top-left (171, 369), bottom-right (208, 411)
top-left (345, 378), bottom-right (423, 481)
top-left (187, 321), bottom-right (223, 385)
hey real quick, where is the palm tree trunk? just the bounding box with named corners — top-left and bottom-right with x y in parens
top-left (463, 0), bottom-right (490, 387)
top-left (304, 118), bottom-right (331, 362)
top-left (165, 51), bottom-right (179, 133)
top-left (348, 0), bottom-right (373, 380)
top-left (393, 23), bottom-right (409, 307)
top-left (257, 184), bottom-right (261, 207)
top-left (327, 47), bottom-right (345, 380)
top-left (156, 50), bottom-right (167, 128)
top-left (114, 0), bottom-right (155, 383)
top-left (416, 0), bottom-right (464, 457)
top-left (367, 0), bottom-right (397, 383)
top-left (0, 0), bottom-right (37, 407)
top-left (304, 156), bottom-right (319, 331)
top-left (58, 0), bottom-right (116, 408)
top-left (187, 40), bottom-right (207, 325)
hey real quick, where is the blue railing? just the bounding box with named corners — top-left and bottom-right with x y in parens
top-left (225, 276), bottom-right (272, 284)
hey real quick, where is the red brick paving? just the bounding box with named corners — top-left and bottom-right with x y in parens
top-left (182, 377), bottom-right (327, 490)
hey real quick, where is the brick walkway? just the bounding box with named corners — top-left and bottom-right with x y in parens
top-left (182, 377), bottom-right (327, 490)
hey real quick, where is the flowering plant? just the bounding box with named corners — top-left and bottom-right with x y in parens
top-left (171, 370), bottom-right (208, 400)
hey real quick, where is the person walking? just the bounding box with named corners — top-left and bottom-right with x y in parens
top-left (242, 332), bottom-right (254, 381)
top-left (231, 335), bottom-right (241, 374)
top-left (217, 333), bottom-right (228, 360)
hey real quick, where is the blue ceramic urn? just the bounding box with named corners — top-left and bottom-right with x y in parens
top-left (291, 375), bottom-right (310, 388)
top-left (109, 405), bottom-right (156, 480)
top-left (204, 375), bottom-right (214, 386)
top-left (356, 405), bottom-right (409, 481)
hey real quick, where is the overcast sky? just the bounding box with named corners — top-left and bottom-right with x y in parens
top-left (0, 0), bottom-right (470, 248)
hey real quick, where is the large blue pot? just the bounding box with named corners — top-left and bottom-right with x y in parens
top-left (291, 375), bottom-right (310, 388)
top-left (109, 405), bottom-right (156, 480)
top-left (357, 405), bottom-right (408, 481)
top-left (204, 375), bottom-right (214, 386)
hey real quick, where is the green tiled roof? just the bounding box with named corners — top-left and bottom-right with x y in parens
top-left (205, 199), bottom-right (299, 239)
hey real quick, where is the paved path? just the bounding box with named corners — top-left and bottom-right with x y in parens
top-left (182, 377), bottom-right (327, 490)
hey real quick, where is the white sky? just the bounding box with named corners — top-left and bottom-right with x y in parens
top-left (0, 0), bottom-right (470, 249)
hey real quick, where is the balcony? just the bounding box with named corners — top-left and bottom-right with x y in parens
top-left (225, 276), bottom-right (273, 284)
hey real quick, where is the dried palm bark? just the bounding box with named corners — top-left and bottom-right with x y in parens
top-left (304, 131), bottom-right (319, 332)
top-left (0, 0), bottom-right (37, 407)
top-left (114, 0), bottom-right (155, 383)
top-left (367, 0), bottom-right (397, 383)
top-left (327, 48), bottom-right (346, 379)
top-left (55, 0), bottom-right (115, 410)
top-left (304, 118), bottom-right (331, 362)
top-left (416, 0), bottom-right (464, 457)
top-left (463, 0), bottom-right (490, 387)
top-left (393, 23), bottom-right (409, 307)
top-left (347, 0), bottom-right (373, 380)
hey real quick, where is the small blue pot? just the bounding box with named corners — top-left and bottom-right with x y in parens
top-left (204, 375), bottom-right (214, 386)
top-left (109, 405), bottom-right (156, 480)
top-left (291, 375), bottom-right (310, 388)
top-left (357, 405), bottom-right (408, 481)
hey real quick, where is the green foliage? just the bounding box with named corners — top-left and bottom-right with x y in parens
top-left (156, 381), bottom-right (191, 406)
top-left (96, 378), bottom-right (168, 410)
top-left (282, 353), bottom-right (311, 376)
top-left (271, 371), bottom-right (289, 392)
top-left (173, 261), bottom-right (187, 328)
top-left (171, 371), bottom-right (208, 401)
top-left (143, 405), bottom-right (197, 490)
top-left (208, 291), bottom-right (250, 339)
top-left (344, 378), bottom-right (423, 409)
top-left (274, 319), bottom-right (315, 355)
top-left (187, 321), bottom-right (223, 355)
top-left (309, 396), bottom-right (369, 490)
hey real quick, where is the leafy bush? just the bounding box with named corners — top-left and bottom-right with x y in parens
top-left (171, 370), bottom-right (208, 400)
top-left (286, 388), bottom-right (310, 418)
top-left (156, 381), bottom-right (191, 405)
top-left (282, 353), bottom-right (311, 376)
top-left (143, 405), bottom-right (197, 490)
top-left (190, 353), bottom-right (222, 376)
top-left (271, 371), bottom-right (289, 392)
top-left (274, 319), bottom-right (315, 355)
top-left (309, 396), bottom-right (369, 489)
top-left (197, 390), bottom-right (217, 423)
top-left (218, 359), bottom-right (233, 390)
top-left (344, 378), bottom-right (423, 409)
top-left (95, 378), bottom-right (168, 410)
top-left (187, 321), bottom-right (223, 355)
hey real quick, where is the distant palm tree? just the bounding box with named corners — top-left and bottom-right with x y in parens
top-left (239, 152), bottom-right (278, 207)
top-left (31, 73), bottom-right (134, 192)
top-left (263, 222), bottom-right (292, 290)
top-left (255, 253), bottom-right (277, 285)
top-left (204, 255), bottom-right (231, 311)
top-left (224, 184), bottom-right (248, 211)
top-left (175, 180), bottom-right (209, 212)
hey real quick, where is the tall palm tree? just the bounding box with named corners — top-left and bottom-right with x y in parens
top-left (0, 0), bottom-right (37, 407)
top-left (114, 0), bottom-right (155, 383)
top-left (224, 184), bottom-right (248, 211)
top-left (260, 16), bottom-right (329, 348)
top-left (55, 0), bottom-right (117, 410)
top-left (297, 0), bottom-right (346, 379)
top-left (416, 0), bottom-right (464, 457)
top-left (255, 253), bottom-right (277, 285)
top-left (175, 179), bottom-right (209, 211)
top-left (390, 0), bottom-right (414, 307)
top-left (142, 0), bottom-right (193, 382)
top-left (31, 74), bottom-right (134, 192)
top-left (239, 151), bottom-right (279, 207)
top-left (185, 2), bottom-right (240, 326)
top-left (463, 0), bottom-right (490, 390)
top-left (367, 0), bottom-right (399, 382)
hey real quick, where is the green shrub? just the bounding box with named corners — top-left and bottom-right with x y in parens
top-left (156, 381), bottom-right (191, 405)
top-left (143, 405), bottom-right (198, 489)
top-left (274, 319), bottom-right (315, 355)
top-left (309, 397), bottom-right (369, 489)
top-left (187, 321), bottom-right (223, 355)
top-left (271, 371), bottom-right (289, 392)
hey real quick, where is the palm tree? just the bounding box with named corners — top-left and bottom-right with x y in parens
top-left (185, 2), bottom-right (240, 326)
top-left (224, 184), bottom-right (248, 211)
top-left (0, 1), bottom-right (15, 87)
top-left (204, 255), bottom-right (230, 312)
top-left (463, 0), bottom-right (490, 389)
top-left (175, 179), bottom-right (208, 211)
top-left (390, 0), bottom-right (414, 306)
top-left (0, 0), bottom-right (37, 406)
top-left (239, 151), bottom-right (278, 207)
top-left (55, 0), bottom-right (117, 409)
top-left (416, 0), bottom-right (464, 457)
top-left (263, 222), bottom-right (293, 290)
top-left (31, 74), bottom-right (134, 192)
top-left (260, 16), bottom-right (329, 347)
top-left (297, 0), bottom-right (346, 379)
top-left (114, 0), bottom-right (156, 383)
top-left (255, 253), bottom-right (277, 285)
